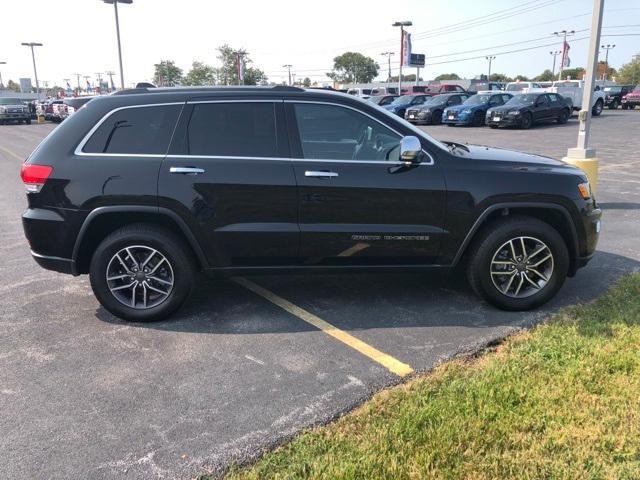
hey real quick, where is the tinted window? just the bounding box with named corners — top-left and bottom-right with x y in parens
top-left (548, 94), bottom-right (558, 103)
top-left (537, 95), bottom-right (549, 105)
top-left (83, 104), bottom-right (181, 154)
top-left (293, 103), bottom-right (401, 162)
top-left (187, 102), bottom-right (277, 157)
top-left (501, 94), bottom-right (512, 103)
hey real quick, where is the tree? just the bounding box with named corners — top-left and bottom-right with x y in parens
top-left (214, 44), bottom-right (266, 85)
top-left (153, 60), bottom-right (183, 86)
top-left (434, 73), bottom-right (460, 81)
top-left (183, 61), bottom-right (216, 86)
top-left (534, 69), bottom-right (554, 81)
top-left (302, 77), bottom-right (312, 87)
top-left (559, 67), bottom-right (585, 80)
top-left (5, 79), bottom-right (21, 92)
top-left (389, 74), bottom-right (423, 82)
top-left (327, 52), bottom-right (379, 84)
top-left (616, 57), bottom-right (640, 84)
top-left (513, 74), bottom-right (530, 81)
top-left (489, 73), bottom-right (512, 82)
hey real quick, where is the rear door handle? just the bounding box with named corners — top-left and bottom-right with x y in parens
top-left (169, 167), bottom-right (205, 175)
top-left (305, 170), bottom-right (339, 178)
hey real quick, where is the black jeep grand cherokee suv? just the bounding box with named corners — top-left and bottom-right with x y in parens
top-left (21, 86), bottom-right (601, 321)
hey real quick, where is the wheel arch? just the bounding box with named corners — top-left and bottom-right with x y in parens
top-left (452, 202), bottom-right (580, 276)
top-left (71, 206), bottom-right (208, 275)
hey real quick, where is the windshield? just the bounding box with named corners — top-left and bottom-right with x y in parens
top-left (0, 98), bottom-right (24, 105)
top-left (507, 94), bottom-right (537, 105)
top-left (463, 94), bottom-right (491, 105)
top-left (390, 95), bottom-right (415, 106)
top-left (427, 94), bottom-right (448, 104)
top-left (604, 87), bottom-right (621, 93)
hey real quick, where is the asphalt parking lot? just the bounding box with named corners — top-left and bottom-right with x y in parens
top-left (1, 110), bottom-right (640, 479)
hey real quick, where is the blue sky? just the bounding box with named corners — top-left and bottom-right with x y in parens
top-left (1, 0), bottom-right (639, 87)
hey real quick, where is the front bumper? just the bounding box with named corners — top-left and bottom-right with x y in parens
top-left (486, 114), bottom-right (521, 127)
top-left (622, 99), bottom-right (640, 107)
top-left (0, 112), bottom-right (29, 121)
top-left (442, 112), bottom-right (471, 125)
top-left (405, 111), bottom-right (431, 124)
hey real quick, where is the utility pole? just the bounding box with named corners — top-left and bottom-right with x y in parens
top-left (552, 29), bottom-right (575, 80)
top-left (282, 64), bottom-right (292, 86)
top-left (21, 42), bottom-right (43, 99)
top-left (549, 50), bottom-right (561, 80)
top-left (600, 44), bottom-right (615, 80)
top-left (102, 0), bottom-right (132, 90)
top-left (485, 55), bottom-right (496, 81)
top-left (393, 21), bottom-right (412, 94)
top-left (561, 0), bottom-right (604, 195)
top-left (0, 61), bottom-right (6, 88)
top-left (106, 71), bottom-right (116, 91)
top-left (380, 52), bottom-right (394, 83)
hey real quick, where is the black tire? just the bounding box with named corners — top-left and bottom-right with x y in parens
top-left (557, 109), bottom-right (569, 124)
top-left (472, 111), bottom-right (484, 127)
top-left (489, 125), bottom-right (499, 129)
top-left (622, 103), bottom-right (629, 110)
top-left (466, 215), bottom-right (569, 311)
top-left (609, 99), bottom-right (618, 110)
top-left (431, 110), bottom-right (442, 125)
top-left (592, 99), bottom-right (603, 116)
top-left (90, 224), bottom-right (196, 322)
top-left (447, 123), bottom-right (456, 127)
top-left (25, 118), bottom-right (32, 125)
top-left (519, 112), bottom-right (533, 129)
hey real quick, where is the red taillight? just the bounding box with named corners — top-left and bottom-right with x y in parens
top-left (20, 164), bottom-right (53, 193)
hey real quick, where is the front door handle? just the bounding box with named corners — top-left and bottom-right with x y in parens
top-left (305, 170), bottom-right (339, 178)
top-left (169, 167), bottom-right (205, 175)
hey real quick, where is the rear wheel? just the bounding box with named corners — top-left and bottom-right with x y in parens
top-left (90, 224), bottom-right (196, 322)
top-left (592, 99), bottom-right (603, 116)
top-left (467, 216), bottom-right (569, 311)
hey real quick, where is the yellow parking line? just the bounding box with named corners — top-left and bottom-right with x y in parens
top-left (0, 144), bottom-right (24, 162)
top-left (233, 277), bottom-right (414, 377)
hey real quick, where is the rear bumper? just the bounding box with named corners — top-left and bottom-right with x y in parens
top-left (30, 251), bottom-right (75, 274)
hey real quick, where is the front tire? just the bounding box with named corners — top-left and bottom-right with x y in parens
top-left (519, 112), bottom-right (533, 129)
top-left (431, 110), bottom-right (442, 125)
top-left (467, 216), bottom-right (569, 311)
top-left (90, 224), bottom-right (196, 322)
top-left (609, 99), bottom-right (618, 110)
top-left (557, 109), bottom-right (569, 124)
top-left (592, 99), bottom-right (603, 116)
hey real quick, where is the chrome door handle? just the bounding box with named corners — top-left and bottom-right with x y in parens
top-left (305, 170), bottom-right (339, 178)
top-left (169, 167), bottom-right (205, 175)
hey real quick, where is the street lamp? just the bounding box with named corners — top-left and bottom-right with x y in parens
top-left (102, 0), bottom-right (132, 91)
top-left (21, 42), bottom-right (43, 99)
top-left (600, 44), bottom-right (615, 80)
top-left (549, 50), bottom-right (562, 80)
top-left (392, 21), bottom-right (412, 94)
top-left (0, 61), bottom-right (6, 88)
top-left (380, 52), bottom-right (394, 83)
top-left (485, 55), bottom-right (496, 81)
top-left (552, 30), bottom-right (575, 80)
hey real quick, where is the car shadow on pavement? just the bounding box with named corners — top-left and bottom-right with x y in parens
top-left (599, 202), bottom-right (640, 210)
top-left (95, 250), bottom-right (639, 335)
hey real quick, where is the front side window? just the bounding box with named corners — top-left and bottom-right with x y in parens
top-left (293, 103), bottom-right (401, 162)
top-left (83, 104), bottom-right (181, 154)
top-left (186, 102), bottom-right (278, 157)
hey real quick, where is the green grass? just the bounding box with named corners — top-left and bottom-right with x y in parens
top-left (212, 274), bottom-right (640, 480)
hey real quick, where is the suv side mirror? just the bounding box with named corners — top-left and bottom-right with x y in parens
top-left (400, 136), bottom-right (422, 162)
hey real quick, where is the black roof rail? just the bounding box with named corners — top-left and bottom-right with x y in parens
top-left (112, 85), bottom-right (305, 96)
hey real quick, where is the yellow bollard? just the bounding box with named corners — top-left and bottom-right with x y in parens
top-left (562, 157), bottom-right (599, 196)
top-left (37, 114), bottom-right (45, 124)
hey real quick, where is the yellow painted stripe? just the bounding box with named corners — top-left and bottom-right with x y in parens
top-left (0, 144), bottom-right (24, 162)
top-left (233, 277), bottom-right (414, 377)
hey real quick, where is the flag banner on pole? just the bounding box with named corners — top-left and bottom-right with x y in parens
top-left (66, 82), bottom-right (73, 95)
top-left (86, 81), bottom-right (93, 93)
top-left (561, 40), bottom-right (571, 68)
top-left (402, 31), bottom-right (412, 66)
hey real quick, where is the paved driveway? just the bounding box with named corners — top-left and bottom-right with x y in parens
top-left (1, 110), bottom-right (639, 479)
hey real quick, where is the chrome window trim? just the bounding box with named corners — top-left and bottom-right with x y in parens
top-left (74, 102), bottom-right (185, 156)
top-left (165, 154), bottom-right (416, 165)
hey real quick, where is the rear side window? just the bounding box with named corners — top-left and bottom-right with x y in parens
top-left (82, 104), bottom-right (181, 154)
top-left (187, 102), bottom-right (278, 157)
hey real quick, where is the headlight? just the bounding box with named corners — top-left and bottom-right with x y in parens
top-left (578, 182), bottom-right (591, 200)
top-left (462, 109), bottom-right (472, 114)
top-left (0, 107), bottom-right (6, 113)
top-left (508, 110), bottom-right (521, 115)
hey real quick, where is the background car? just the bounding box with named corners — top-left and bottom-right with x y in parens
top-left (622, 86), bottom-right (640, 109)
top-left (442, 92), bottom-right (512, 126)
top-left (383, 94), bottom-right (430, 117)
top-left (405, 93), bottom-right (470, 125)
top-left (505, 81), bottom-right (543, 92)
top-left (486, 92), bottom-right (571, 129)
top-left (603, 85), bottom-right (635, 109)
top-left (0, 97), bottom-right (31, 125)
top-left (346, 88), bottom-right (373, 99)
top-left (368, 94), bottom-right (399, 106)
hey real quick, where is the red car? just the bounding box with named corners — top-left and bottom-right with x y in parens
top-left (622, 86), bottom-right (640, 109)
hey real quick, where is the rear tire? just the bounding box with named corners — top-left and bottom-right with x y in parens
top-left (90, 224), bottom-right (196, 322)
top-left (466, 216), bottom-right (569, 311)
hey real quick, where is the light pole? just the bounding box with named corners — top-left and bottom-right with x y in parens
top-left (552, 30), bottom-right (575, 80)
top-left (380, 52), bottom-right (394, 83)
top-left (0, 61), bottom-right (6, 88)
top-left (600, 44), bottom-right (615, 80)
top-left (103, 0), bottom-right (132, 90)
top-left (549, 50), bottom-right (561, 80)
top-left (21, 42), bottom-right (43, 99)
top-left (392, 21), bottom-right (412, 94)
top-left (73, 73), bottom-right (82, 94)
top-left (485, 55), bottom-right (496, 81)
top-left (282, 64), bottom-right (292, 86)
top-left (95, 72), bottom-right (103, 92)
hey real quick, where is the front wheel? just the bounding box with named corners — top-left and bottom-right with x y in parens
top-left (472, 111), bottom-right (484, 127)
top-left (90, 224), bottom-right (196, 322)
top-left (609, 99), bottom-right (619, 110)
top-left (467, 216), bottom-right (569, 311)
top-left (431, 110), bottom-right (442, 125)
top-left (519, 112), bottom-right (533, 129)
top-left (557, 109), bottom-right (569, 124)
top-left (592, 99), bottom-right (603, 116)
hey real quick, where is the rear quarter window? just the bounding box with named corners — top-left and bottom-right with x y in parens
top-left (82, 104), bottom-right (182, 154)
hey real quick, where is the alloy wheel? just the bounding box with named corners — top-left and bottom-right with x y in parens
top-left (489, 236), bottom-right (554, 298)
top-left (105, 245), bottom-right (174, 309)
